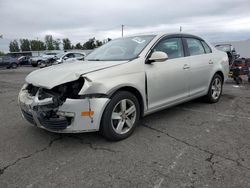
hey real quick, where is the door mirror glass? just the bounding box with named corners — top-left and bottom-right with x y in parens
top-left (148, 51), bottom-right (168, 63)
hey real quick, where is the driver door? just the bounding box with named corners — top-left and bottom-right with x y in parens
top-left (145, 37), bottom-right (189, 110)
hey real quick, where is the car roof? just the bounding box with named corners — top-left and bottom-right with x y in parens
top-left (125, 32), bottom-right (205, 41)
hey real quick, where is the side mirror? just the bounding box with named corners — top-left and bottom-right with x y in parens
top-left (147, 51), bottom-right (168, 63)
top-left (63, 56), bottom-right (69, 60)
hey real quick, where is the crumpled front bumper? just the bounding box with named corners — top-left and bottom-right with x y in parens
top-left (18, 88), bottom-right (110, 133)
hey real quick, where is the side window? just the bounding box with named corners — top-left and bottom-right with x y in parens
top-left (186, 38), bottom-right (205, 56)
top-left (153, 38), bottom-right (184, 59)
top-left (74, 53), bottom-right (84, 57)
top-left (66, 53), bottom-right (75, 58)
top-left (201, 41), bottom-right (212, 53)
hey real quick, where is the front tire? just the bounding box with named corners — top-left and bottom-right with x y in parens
top-left (11, 63), bottom-right (17, 69)
top-left (101, 91), bottom-right (140, 141)
top-left (204, 74), bottom-right (223, 103)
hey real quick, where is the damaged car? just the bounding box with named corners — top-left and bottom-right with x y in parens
top-left (18, 33), bottom-right (229, 141)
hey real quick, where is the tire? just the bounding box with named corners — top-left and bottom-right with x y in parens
top-left (32, 61), bottom-right (39, 67)
top-left (248, 77), bottom-right (250, 83)
top-left (204, 74), bottom-right (223, 103)
top-left (39, 61), bottom-right (46, 68)
top-left (11, 63), bottom-right (17, 69)
top-left (100, 91), bottom-right (140, 141)
top-left (235, 77), bottom-right (242, 85)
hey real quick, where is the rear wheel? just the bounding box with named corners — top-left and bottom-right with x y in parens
top-left (235, 77), bottom-right (242, 84)
top-left (101, 91), bottom-right (140, 141)
top-left (204, 74), bottom-right (223, 103)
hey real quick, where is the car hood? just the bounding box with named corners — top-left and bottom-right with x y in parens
top-left (25, 60), bottom-right (127, 89)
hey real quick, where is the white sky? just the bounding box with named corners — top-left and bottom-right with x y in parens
top-left (0, 0), bottom-right (250, 51)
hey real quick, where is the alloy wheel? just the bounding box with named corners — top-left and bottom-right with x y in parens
top-left (111, 99), bottom-right (137, 134)
top-left (211, 77), bottom-right (222, 100)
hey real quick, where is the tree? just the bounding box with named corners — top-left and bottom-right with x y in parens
top-left (9, 40), bottom-right (20, 52)
top-left (45, 35), bottom-right (54, 50)
top-left (20, 39), bottom-right (31, 51)
top-left (62, 38), bottom-right (72, 50)
top-left (75, 43), bottom-right (82, 49)
top-left (30, 40), bottom-right (46, 51)
top-left (95, 40), bottom-right (103, 47)
top-left (53, 39), bottom-right (61, 50)
top-left (0, 51), bottom-right (5, 56)
top-left (82, 38), bottom-right (96, 49)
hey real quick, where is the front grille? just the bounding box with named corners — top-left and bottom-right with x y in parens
top-left (38, 117), bottom-right (71, 130)
top-left (22, 110), bottom-right (35, 124)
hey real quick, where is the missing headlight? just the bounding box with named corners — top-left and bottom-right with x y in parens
top-left (41, 77), bottom-right (85, 104)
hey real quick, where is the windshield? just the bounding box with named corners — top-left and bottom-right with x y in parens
top-left (56, 53), bottom-right (65, 58)
top-left (85, 35), bottom-right (155, 61)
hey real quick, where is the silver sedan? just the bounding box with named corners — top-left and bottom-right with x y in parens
top-left (18, 33), bottom-right (229, 140)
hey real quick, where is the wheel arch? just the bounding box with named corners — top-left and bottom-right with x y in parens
top-left (109, 86), bottom-right (145, 117)
top-left (214, 70), bottom-right (224, 83)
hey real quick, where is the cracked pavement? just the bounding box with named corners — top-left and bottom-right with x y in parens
top-left (0, 67), bottom-right (250, 188)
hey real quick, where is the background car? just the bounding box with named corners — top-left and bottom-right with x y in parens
top-left (54, 52), bottom-right (85, 64)
top-left (0, 56), bottom-right (19, 69)
top-left (18, 56), bottom-right (31, 66)
top-left (30, 52), bottom-right (58, 67)
top-left (39, 52), bottom-right (85, 68)
top-left (215, 44), bottom-right (240, 64)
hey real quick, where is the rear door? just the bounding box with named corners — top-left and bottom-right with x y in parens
top-left (145, 37), bottom-right (189, 110)
top-left (183, 38), bottom-right (213, 96)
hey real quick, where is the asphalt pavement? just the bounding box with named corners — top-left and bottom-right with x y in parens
top-left (0, 67), bottom-right (250, 188)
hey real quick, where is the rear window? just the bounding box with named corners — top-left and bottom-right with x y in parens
top-left (186, 38), bottom-right (205, 56)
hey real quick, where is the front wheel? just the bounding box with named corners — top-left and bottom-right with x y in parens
top-left (39, 61), bottom-right (46, 68)
top-left (11, 63), bottom-right (17, 69)
top-left (204, 74), bottom-right (223, 103)
top-left (100, 91), bottom-right (140, 141)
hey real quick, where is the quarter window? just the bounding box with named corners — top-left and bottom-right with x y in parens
top-left (186, 38), bottom-right (205, 56)
top-left (153, 38), bottom-right (184, 59)
top-left (201, 41), bottom-right (212, 53)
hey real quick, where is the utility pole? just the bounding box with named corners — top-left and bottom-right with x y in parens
top-left (121, 25), bottom-right (124, 37)
top-left (180, 26), bottom-right (182, 32)
top-left (37, 37), bottom-right (40, 56)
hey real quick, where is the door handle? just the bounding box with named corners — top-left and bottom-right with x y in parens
top-left (183, 64), bottom-right (190, 70)
top-left (209, 60), bottom-right (214, 64)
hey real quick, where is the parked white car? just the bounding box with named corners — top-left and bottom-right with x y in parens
top-left (18, 33), bottom-right (229, 140)
top-left (54, 52), bottom-right (85, 64)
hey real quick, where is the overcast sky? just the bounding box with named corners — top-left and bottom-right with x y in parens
top-left (0, 0), bottom-right (250, 51)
